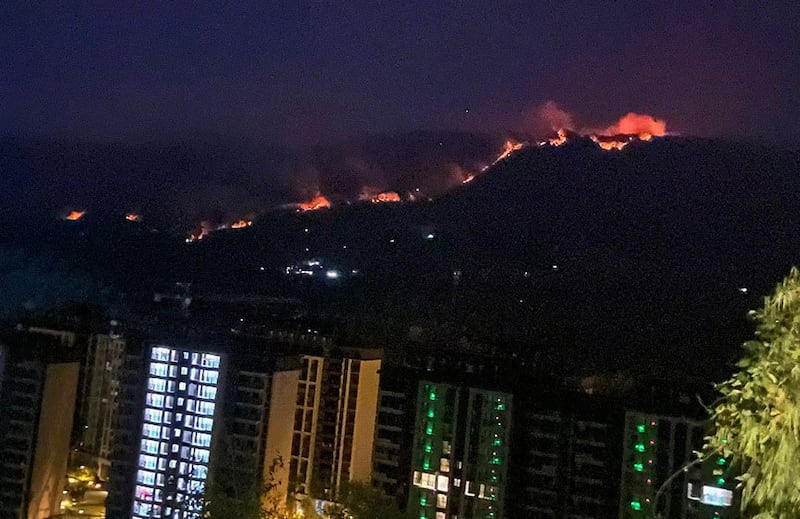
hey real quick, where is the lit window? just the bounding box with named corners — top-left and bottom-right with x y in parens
top-left (150, 363), bottom-right (168, 377)
top-left (437, 494), bottom-right (447, 508)
top-left (439, 458), bottom-right (450, 472)
top-left (151, 347), bottom-right (171, 361)
top-left (436, 475), bottom-right (449, 492)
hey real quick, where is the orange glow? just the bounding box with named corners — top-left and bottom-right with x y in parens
top-left (372, 191), bottom-right (401, 203)
top-left (548, 128), bottom-right (569, 147)
top-left (591, 135), bottom-right (631, 151)
top-left (230, 219), bottom-right (253, 229)
top-left (298, 195), bottom-right (331, 211)
top-left (125, 213), bottom-right (142, 222)
top-left (462, 174), bottom-right (475, 184)
top-left (495, 139), bottom-right (525, 162)
top-left (63, 210), bottom-right (85, 221)
top-left (602, 113), bottom-right (666, 139)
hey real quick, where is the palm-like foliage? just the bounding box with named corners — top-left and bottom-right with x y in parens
top-left (709, 267), bottom-right (800, 518)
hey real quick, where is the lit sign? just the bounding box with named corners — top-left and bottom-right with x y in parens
top-left (688, 483), bottom-right (733, 507)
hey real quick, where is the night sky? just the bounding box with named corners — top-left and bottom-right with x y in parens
top-left (2, 1), bottom-right (799, 145)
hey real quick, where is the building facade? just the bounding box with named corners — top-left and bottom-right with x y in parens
top-left (0, 329), bottom-right (81, 519)
top-left (77, 332), bottom-right (126, 479)
top-left (107, 342), bottom-right (224, 519)
top-left (408, 381), bottom-right (513, 519)
top-left (288, 348), bottom-right (382, 505)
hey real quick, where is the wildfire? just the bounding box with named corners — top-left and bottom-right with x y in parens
top-left (602, 113), bottom-right (666, 139)
top-left (230, 219), bottom-right (253, 229)
top-left (548, 129), bottom-right (569, 147)
top-left (125, 213), bottom-right (142, 222)
top-left (372, 191), bottom-right (401, 203)
top-left (298, 195), bottom-right (331, 212)
top-left (591, 135), bottom-right (631, 151)
top-left (494, 139), bottom-right (526, 163)
top-left (63, 210), bottom-right (86, 221)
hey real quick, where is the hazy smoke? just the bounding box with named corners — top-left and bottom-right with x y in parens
top-left (534, 101), bottom-right (576, 132)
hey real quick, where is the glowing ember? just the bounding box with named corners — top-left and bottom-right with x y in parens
top-left (298, 195), bottom-right (331, 211)
top-left (462, 174), bottom-right (475, 184)
top-left (63, 210), bottom-right (86, 221)
top-left (591, 135), bottom-right (631, 151)
top-left (548, 129), bottom-right (569, 147)
top-left (230, 219), bottom-right (253, 229)
top-left (372, 191), bottom-right (401, 203)
top-left (494, 139), bottom-right (525, 163)
top-left (125, 213), bottom-right (142, 222)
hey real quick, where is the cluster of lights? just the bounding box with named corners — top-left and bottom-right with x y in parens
top-left (628, 416), bottom-right (658, 515)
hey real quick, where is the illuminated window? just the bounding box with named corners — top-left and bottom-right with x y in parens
top-left (436, 475), bottom-right (449, 492)
top-left (150, 363), bottom-right (168, 377)
top-left (439, 458), bottom-right (450, 472)
top-left (436, 493), bottom-right (447, 508)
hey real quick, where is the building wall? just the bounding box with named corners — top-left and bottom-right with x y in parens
top-left (348, 358), bottom-right (380, 484)
top-left (263, 369), bottom-right (300, 501)
top-left (0, 359), bottom-right (45, 519)
top-left (27, 362), bottom-right (81, 519)
top-left (79, 334), bottom-right (125, 478)
top-left (619, 412), bottom-right (707, 519)
top-left (408, 381), bottom-right (513, 519)
top-left (289, 350), bottom-right (382, 502)
top-left (124, 345), bottom-right (224, 519)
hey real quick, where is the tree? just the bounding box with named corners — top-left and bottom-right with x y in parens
top-left (324, 481), bottom-right (410, 519)
top-left (708, 267), bottom-right (800, 518)
top-left (204, 437), bottom-right (300, 519)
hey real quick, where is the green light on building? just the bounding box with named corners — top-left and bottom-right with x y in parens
top-left (630, 500), bottom-right (642, 511)
top-left (637, 424), bottom-right (646, 433)
top-left (426, 424), bottom-right (434, 435)
top-left (423, 459), bottom-right (430, 470)
top-left (717, 457), bottom-right (727, 465)
top-left (496, 403), bottom-right (505, 411)
top-left (428, 390), bottom-right (437, 401)
top-left (634, 443), bottom-right (645, 452)
top-left (493, 438), bottom-right (502, 447)
top-left (633, 463), bottom-right (644, 472)
top-left (427, 408), bottom-right (435, 418)
top-left (420, 496), bottom-right (427, 506)
top-left (491, 457), bottom-right (501, 465)
top-left (717, 477), bottom-right (725, 485)
top-left (424, 442), bottom-right (432, 453)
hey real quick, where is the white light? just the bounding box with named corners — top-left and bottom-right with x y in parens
top-left (326, 270), bottom-right (340, 279)
top-left (304, 228), bottom-right (309, 233)
top-left (738, 287), bottom-right (748, 293)
top-left (259, 266), bottom-right (265, 271)
top-left (426, 233), bottom-right (435, 240)
top-left (552, 265), bottom-right (558, 270)
top-left (304, 247), bottom-right (309, 252)
top-left (389, 239), bottom-right (395, 243)
top-left (342, 245), bottom-right (347, 249)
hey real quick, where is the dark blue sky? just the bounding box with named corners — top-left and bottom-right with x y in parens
top-left (2, 1), bottom-right (798, 144)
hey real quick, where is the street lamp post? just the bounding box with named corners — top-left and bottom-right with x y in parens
top-left (653, 455), bottom-right (706, 519)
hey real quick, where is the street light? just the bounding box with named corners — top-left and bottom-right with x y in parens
top-left (653, 455), bottom-right (706, 518)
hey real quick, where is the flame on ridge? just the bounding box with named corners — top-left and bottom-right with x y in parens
top-left (63, 210), bottom-right (86, 221)
top-left (298, 195), bottom-right (331, 212)
top-left (125, 213), bottom-right (142, 222)
top-left (230, 219), bottom-right (253, 229)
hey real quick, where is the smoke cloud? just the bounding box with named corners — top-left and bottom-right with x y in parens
top-left (536, 101), bottom-right (576, 131)
top-left (601, 113), bottom-right (667, 137)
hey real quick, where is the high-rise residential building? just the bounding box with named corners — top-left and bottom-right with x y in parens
top-left (511, 392), bottom-right (623, 518)
top-left (408, 380), bottom-right (513, 519)
top-left (107, 342), bottom-right (224, 519)
top-left (372, 364), bottom-right (418, 508)
top-left (77, 331), bottom-right (126, 479)
top-left (288, 347), bottom-right (382, 506)
top-left (212, 340), bottom-right (301, 506)
top-left (619, 411), bottom-right (732, 519)
top-left (0, 328), bottom-right (81, 519)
